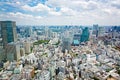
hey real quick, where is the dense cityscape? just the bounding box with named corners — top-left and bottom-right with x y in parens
top-left (0, 0), bottom-right (120, 80)
top-left (0, 21), bottom-right (120, 80)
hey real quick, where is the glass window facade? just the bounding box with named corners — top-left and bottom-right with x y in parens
top-left (0, 21), bottom-right (17, 48)
top-left (6, 24), bottom-right (14, 43)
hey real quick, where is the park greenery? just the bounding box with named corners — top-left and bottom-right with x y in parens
top-left (33, 40), bottom-right (49, 45)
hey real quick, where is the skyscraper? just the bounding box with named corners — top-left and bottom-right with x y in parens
top-left (93, 24), bottom-right (99, 37)
top-left (98, 27), bottom-right (105, 37)
top-left (72, 34), bottom-right (81, 46)
top-left (80, 27), bottom-right (90, 42)
top-left (62, 38), bottom-right (71, 53)
top-left (0, 21), bottom-right (17, 48)
top-left (93, 24), bottom-right (105, 37)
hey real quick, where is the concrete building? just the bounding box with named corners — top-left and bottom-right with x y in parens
top-left (24, 42), bottom-right (31, 54)
top-left (98, 27), bottom-right (105, 37)
top-left (93, 25), bottom-right (105, 37)
top-left (0, 48), bottom-right (5, 61)
top-left (6, 42), bottom-right (21, 61)
top-left (62, 38), bottom-right (71, 53)
top-left (37, 70), bottom-right (50, 80)
top-left (22, 66), bottom-right (35, 80)
top-left (93, 24), bottom-right (99, 37)
top-left (20, 48), bottom-right (25, 57)
top-left (72, 34), bottom-right (81, 46)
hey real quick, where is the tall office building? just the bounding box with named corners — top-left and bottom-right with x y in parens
top-left (62, 38), bottom-right (71, 53)
top-left (25, 27), bottom-right (32, 38)
top-left (72, 34), bottom-right (81, 46)
top-left (0, 25), bottom-right (2, 47)
top-left (98, 27), bottom-right (105, 37)
top-left (93, 24), bottom-right (99, 37)
top-left (0, 21), bottom-right (17, 48)
top-left (80, 27), bottom-right (90, 42)
top-left (93, 24), bottom-right (105, 37)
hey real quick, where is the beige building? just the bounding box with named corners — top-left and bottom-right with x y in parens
top-left (24, 42), bottom-right (31, 54)
top-left (6, 42), bottom-right (21, 61)
top-left (20, 48), bottom-right (25, 57)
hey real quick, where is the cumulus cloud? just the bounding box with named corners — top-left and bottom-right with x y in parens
top-left (22, 3), bottom-right (50, 12)
top-left (22, 3), bottom-right (62, 16)
top-left (0, 0), bottom-right (120, 25)
top-left (0, 12), bottom-right (43, 25)
top-left (110, 0), bottom-right (120, 9)
top-left (60, 7), bottom-right (77, 16)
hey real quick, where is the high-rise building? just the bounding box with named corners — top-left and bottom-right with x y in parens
top-left (0, 21), bottom-right (17, 48)
top-left (0, 26), bottom-right (1, 44)
top-left (93, 24), bottom-right (99, 37)
top-left (93, 24), bottom-right (105, 37)
top-left (24, 27), bottom-right (32, 38)
top-left (72, 34), bottom-right (81, 46)
top-left (6, 42), bottom-right (21, 61)
top-left (98, 27), bottom-right (105, 37)
top-left (24, 42), bottom-right (31, 54)
top-left (80, 27), bottom-right (90, 42)
top-left (62, 38), bottom-right (71, 53)
top-left (0, 48), bottom-right (5, 61)
top-left (73, 34), bottom-right (81, 42)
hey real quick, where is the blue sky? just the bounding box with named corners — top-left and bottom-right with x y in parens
top-left (0, 0), bottom-right (120, 25)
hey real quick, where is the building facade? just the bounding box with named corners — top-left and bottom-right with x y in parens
top-left (62, 38), bottom-right (71, 53)
top-left (93, 24), bottom-right (99, 37)
top-left (6, 42), bottom-right (21, 61)
top-left (0, 21), bottom-right (17, 48)
top-left (80, 27), bottom-right (90, 42)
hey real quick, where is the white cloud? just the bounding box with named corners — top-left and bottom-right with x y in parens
top-left (0, 12), bottom-right (43, 25)
top-left (21, 0), bottom-right (120, 18)
top-left (16, 1), bottom-right (21, 5)
top-left (60, 7), bottom-right (77, 16)
top-left (22, 3), bottom-right (62, 16)
top-left (0, 0), bottom-right (120, 25)
top-left (0, 11), bottom-right (120, 26)
top-left (22, 3), bottom-right (50, 12)
top-left (46, 0), bottom-right (99, 11)
top-left (21, 1), bottom-right (79, 16)
top-left (48, 11), bottom-right (61, 16)
top-left (9, 12), bottom-right (42, 19)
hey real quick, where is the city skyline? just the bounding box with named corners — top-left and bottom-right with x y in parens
top-left (0, 0), bottom-right (120, 25)
top-left (0, 20), bottom-right (120, 79)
